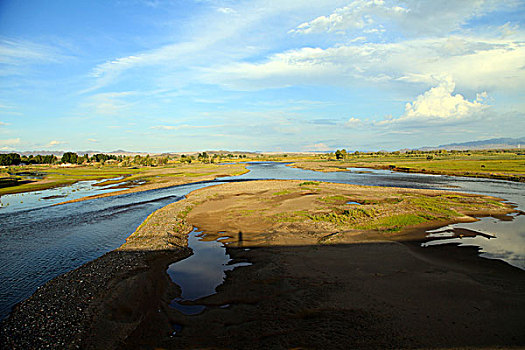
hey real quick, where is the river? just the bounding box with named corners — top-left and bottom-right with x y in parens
top-left (0, 162), bottom-right (523, 320)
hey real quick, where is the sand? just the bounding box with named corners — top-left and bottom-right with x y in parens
top-left (1, 180), bottom-right (523, 349)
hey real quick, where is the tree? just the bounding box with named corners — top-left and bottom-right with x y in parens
top-left (156, 156), bottom-right (168, 166)
top-left (61, 152), bottom-right (78, 164)
top-left (335, 149), bottom-right (347, 160)
top-left (0, 153), bottom-right (21, 166)
top-left (198, 152), bottom-right (209, 163)
top-left (180, 155), bottom-right (191, 164)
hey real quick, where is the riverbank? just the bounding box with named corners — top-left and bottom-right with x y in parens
top-left (290, 157), bottom-right (525, 182)
top-left (1, 180), bottom-right (523, 349)
top-left (0, 163), bottom-right (249, 206)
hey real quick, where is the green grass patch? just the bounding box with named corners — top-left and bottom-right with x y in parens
top-left (273, 210), bottom-right (310, 223)
top-left (357, 214), bottom-right (429, 232)
top-left (183, 172), bottom-right (209, 177)
top-left (273, 190), bottom-right (292, 196)
top-left (408, 196), bottom-right (461, 217)
top-left (319, 195), bottom-right (347, 204)
top-left (308, 207), bottom-right (376, 225)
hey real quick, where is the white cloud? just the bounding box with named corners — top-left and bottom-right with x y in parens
top-left (83, 91), bottom-right (137, 116)
top-left (289, 0), bottom-right (515, 37)
top-left (217, 7), bottom-right (236, 15)
top-left (46, 140), bottom-right (65, 148)
top-left (289, 0), bottom-right (407, 36)
top-left (150, 124), bottom-right (222, 131)
top-left (203, 35), bottom-right (525, 93)
top-left (0, 138), bottom-right (20, 146)
top-left (0, 38), bottom-right (64, 66)
top-left (0, 121), bottom-right (9, 126)
top-left (345, 117), bottom-right (363, 127)
top-left (377, 76), bottom-right (488, 124)
top-left (304, 142), bottom-right (331, 152)
top-left (87, 138), bottom-right (98, 143)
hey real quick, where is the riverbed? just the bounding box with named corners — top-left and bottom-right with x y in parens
top-left (0, 162), bottom-right (523, 320)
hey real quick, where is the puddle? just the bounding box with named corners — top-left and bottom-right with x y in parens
top-left (12, 172), bottom-right (46, 179)
top-left (346, 201), bottom-right (361, 205)
top-left (422, 215), bottom-right (525, 269)
top-left (166, 228), bottom-right (251, 316)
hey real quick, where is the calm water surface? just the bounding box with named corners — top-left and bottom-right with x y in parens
top-left (0, 162), bottom-right (523, 320)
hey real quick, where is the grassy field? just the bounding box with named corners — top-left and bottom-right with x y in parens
top-left (1, 149), bottom-right (523, 196)
top-left (0, 163), bottom-right (248, 196)
top-left (291, 150), bottom-right (525, 182)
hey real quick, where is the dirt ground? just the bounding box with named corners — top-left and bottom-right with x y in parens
top-left (1, 180), bottom-right (523, 349)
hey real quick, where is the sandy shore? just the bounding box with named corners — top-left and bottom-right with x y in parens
top-left (55, 166), bottom-right (249, 206)
top-left (1, 180), bottom-right (524, 349)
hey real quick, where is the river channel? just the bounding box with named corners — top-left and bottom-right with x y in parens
top-left (0, 162), bottom-right (523, 320)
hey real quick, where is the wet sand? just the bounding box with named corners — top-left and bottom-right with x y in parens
top-left (1, 180), bottom-right (524, 349)
top-left (55, 165), bottom-right (249, 206)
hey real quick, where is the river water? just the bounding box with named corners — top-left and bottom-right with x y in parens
top-left (0, 162), bottom-right (523, 320)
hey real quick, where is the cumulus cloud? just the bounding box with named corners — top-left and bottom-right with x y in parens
top-left (377, 77), bottom-right (488, 124)
top-left (0, 121), bottom-right (9, 126)
top-left (345, 117), bottom-right (363, 127)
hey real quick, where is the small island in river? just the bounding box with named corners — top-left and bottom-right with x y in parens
top-left (1, 180), bottom-right (524, 349)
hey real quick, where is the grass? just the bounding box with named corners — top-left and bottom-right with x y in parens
top-left (272, 210), bottom-right (309, 223)
top-left (406, 195), bottom-right (461, 217)
top-left (0, 162), bottom-right (249, 196)
top-left (273, 190), bottom-right (292, 196)
top-left (292, 150), bottom-right (525, 182)
top-left (307, 207), bottom-right (377, 225)
top-left (319, 195), bottom-right (347, 204)
top-left (356, 214), bottom-right (429, 232)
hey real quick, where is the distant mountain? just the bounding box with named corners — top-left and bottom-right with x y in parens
top-left (420, 137), bottom-right (525, 151)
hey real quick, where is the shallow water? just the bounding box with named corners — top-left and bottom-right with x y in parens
top-left (0, 181), bottom-right (224, 319)
top-left (167, 229), bottom-right (250, 315)
top-left (0, 176), bottom-right (130, 213)
top-left (0, 162), bottom-right (523, 320)
top-left (222, 163), bottom-right (525, 269)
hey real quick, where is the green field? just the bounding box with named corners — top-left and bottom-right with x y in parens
top-left (291, 149), bottom-right (525, 182)
top-left (0, 163), bottom-right (248, 196)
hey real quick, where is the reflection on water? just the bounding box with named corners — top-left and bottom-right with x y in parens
top-left (0, 177), bottom-right (130, 213)
top-left (226, 162), bottom-right (525, 270)
top-left (167, 228), bottom-right (251, 315)
top-left (0, 181), bottom-right (222, 320)
top-left (423, 215), bottom-right (525, 269)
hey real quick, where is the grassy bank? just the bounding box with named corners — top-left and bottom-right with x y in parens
top-left (0, 163), bottom-right (248, 196)
top-left (291, 149), bottom-right (525, 182)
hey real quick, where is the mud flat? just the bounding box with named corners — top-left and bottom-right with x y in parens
top-left (1, 180), bottom-right (524, 349)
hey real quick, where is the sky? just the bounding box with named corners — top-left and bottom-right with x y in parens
top-left (0, 0), bottom-right (524, 152)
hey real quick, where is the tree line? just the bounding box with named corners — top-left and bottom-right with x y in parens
top-left (0, 152), bottom-right (122, 166)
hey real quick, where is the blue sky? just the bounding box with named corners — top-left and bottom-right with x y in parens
top-left (0, 0), bottom-right (524, 152)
